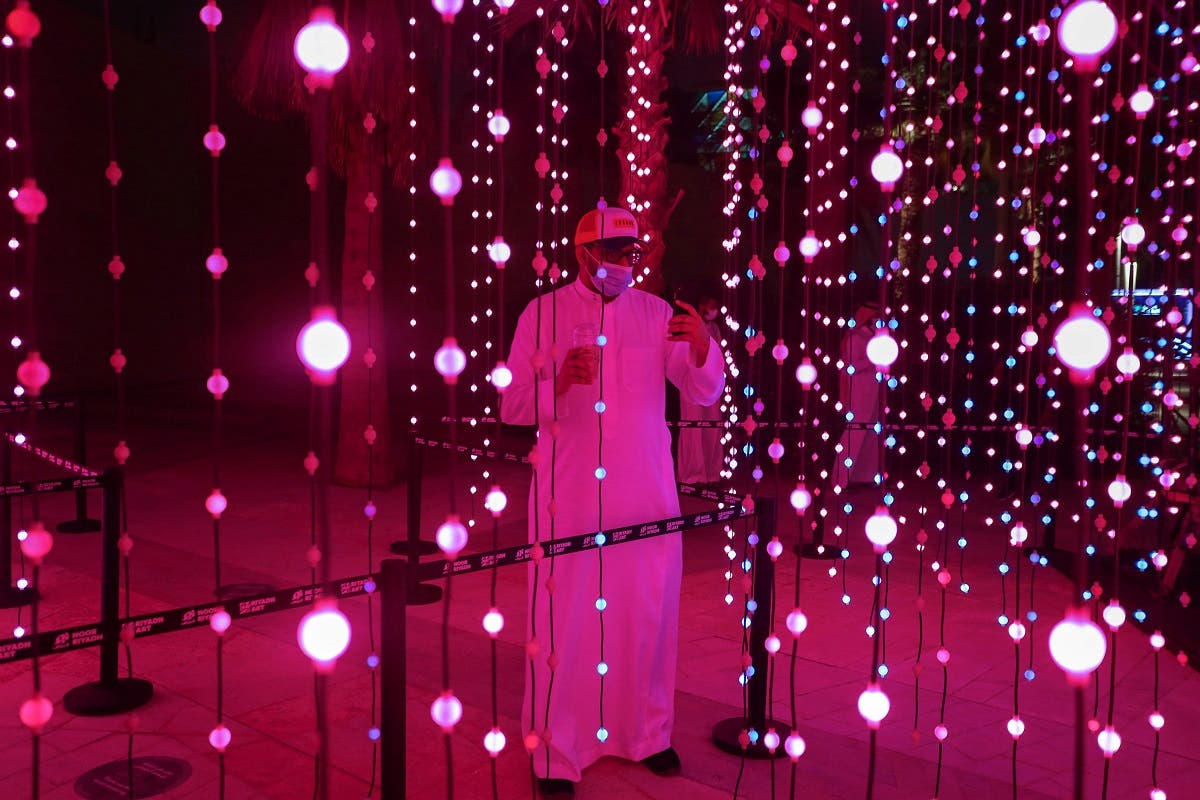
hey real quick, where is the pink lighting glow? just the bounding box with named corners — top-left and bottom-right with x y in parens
top-left (297, 600), bottom-right (352, 669)
top-left (1057, 1), bottom-right (1118, 71)
top-left (1049, 609), bottom-right (1107, 683)
top-left (865, 507), bottom-right (897, 552)
top-left (865, 332), bottom-right (899, 369)
top-left (1053, 307), bottom-right (1110, 378)
top-left (870, 146), bottom-right (904, 191)
top-left (293, 7), bottom-right (349, 77)
top-left (857, 684), bottom-right (890, 729)
top-left (297, 309), bottom-right (351, 381)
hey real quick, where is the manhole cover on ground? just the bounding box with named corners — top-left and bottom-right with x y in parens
top-left (74, 756), bottom-right (192, 799)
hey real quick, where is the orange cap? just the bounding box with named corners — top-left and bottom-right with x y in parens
top-left (574, 206), bottom-right (639, 246)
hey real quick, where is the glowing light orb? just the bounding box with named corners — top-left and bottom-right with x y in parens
top-left (491, 362), bottom-right (513, 390)
top-left (767, 439), bottom-right (785, 461)
top-left (784, 732), bottom-right (806, 760)
top-left (795, 359), bottom-right (817, 387)
top-left (430, 692), bottom-right (463, 731)
top-left (483, 727), bottom-right (506, 756)
top-left (1015, 428), bottom-right (1033, 447)
top-left (1048, 610), bottom-right (1107, 681)
top-left (206, 248), bottom-right (228, 276)
top-left (870, 146), bottom-right (904, 191)
top-left (1019, 328), bottom-right (1039, 349)
top-left (763, 729), bottom-right (780, 751)
top-left (1007, 716), bottom-right (1025, 738)
top-left (786, 609), bottom-right (809, 636)
top-left (484, 486), bottom-right (508, 516)
top-left (1102, 601), bottom-right (1126, 630)
top-left (297, 601), bottom-right (352, 667)
top-left (789, 484), bottom-right (812, 512)
top-left (1128, 86), bottom-right (1154, 118)
top-left (297, 310), bottom-right (351, 375)
top-left (487, 110), bottom-right (510, 140)
top-left (765, 635), bottom-right (781, 654)
top-left (13, 179), bottom-right (45, 222)
top-left (210, 610), bottom-right (232, 635)
top-left (434, 337), bottom-right (467, 380)
top-left (1096, 726), bottom-right (1121, 757)
top-left (431, 0), bottom-right (465, 20)
top-left (1053, 308), bottom-right (1110, 376)
top-left (1148, 711), bottom-right (1164, 730)
top-left (1107, 476), bottom-right (1131, 506)
top-left (866, 332), bottom-right (899, 369)
top-left (773, 242), bottom-right (790, 265)
top-left (16, 351), bottom-right (50, 393)
top-left (771, 342), bottom-right (789, 363)
top-left (199, 2), bottom-right (222, 29)
top-left (488, 236), bottom-right (511, 265)
top-left (1115, 349), bottom-right (1140, 376)
top-left (293, 7), bottom-right (350, 76)
top-left (801, 103), bottom-right (823, 131)
top-left (798, 232), bottom-right (820, 260)
top-left (1057, 1), bottom-right (1118, 70)
top-left (1010, 524), bottom-right (1029, 546)
top-left (18, 694), bottom-right (52, 732)
top-left (1120, 220), bottom-right (1146, 249)
top-left (857, 684), bottom-right (890, 729)
top-left (1028, 125), bottom-right (1047, 147)
top-left (1023, 229), bottom-right (1042, 248)
top-left (18, 521), bottom-right (52, 563)
top-left (1008, 622), bottom-right (1027, 642)
top-left (482, 607), bottom-right (505, 636)
top-left (865, 507), bottom-right (898, 552)
top-left (436, 514), bottom-right (469, 556)
top-left (205, 489), bottom-right (228, 518)
top-left (209, 724), bottom-right (232, 752)
top-left (429, 158), bottom-right (462, 204)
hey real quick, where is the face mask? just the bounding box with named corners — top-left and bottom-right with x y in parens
top-left (593, 262), bottom-right (632, 297)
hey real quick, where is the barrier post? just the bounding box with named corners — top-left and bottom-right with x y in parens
top-left (389, 433), bottom-right (441, 605)
top-left (56, 395), bottom-right (101, 534)
top-left (1, 434), bottom-right (37, 608)
top-left (712, 496), bottom-right (786, 758)
top-left (380, 557), bottom-right (408, 799)
top-left (63, 467), bottom-right (153, 715)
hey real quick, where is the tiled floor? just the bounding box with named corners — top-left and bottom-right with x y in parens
top-left (1, 391), bottom-right (1197, 799)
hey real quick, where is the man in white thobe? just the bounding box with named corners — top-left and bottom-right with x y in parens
top-left (676, 292), bottom-right (725, 486)
top-left (501, 206), bottom-right (725, 797)
top-left (834, 301), bottom-right (882, 489)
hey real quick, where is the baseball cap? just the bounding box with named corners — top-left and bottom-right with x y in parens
top-left (574, 206), bottom-right (639, 246)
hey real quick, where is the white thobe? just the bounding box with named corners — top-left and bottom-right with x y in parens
top-left (677, 319), bottom-right (724, 484)
top-left (501, 276), bottom-right (724, 781)
top-left (834, 325), bottom-right (881, 486)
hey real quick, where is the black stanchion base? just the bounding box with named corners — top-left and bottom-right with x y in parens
top-left (56, 518), bottom-right (102, 534)
top-left (407, 582), bottom-right (443, 606)
top-left (388, 539), bottom-right (439, 558)
top-left (215, 582), bottom-right (276, 601)
top-left (711, 716), bottom-right (792, 759)
top-left (0, 584), bottom-right (37, 608)
top-left (797, 541), bottom-right (841, 560)
top-left (64, 678), bottom-right (153, 717)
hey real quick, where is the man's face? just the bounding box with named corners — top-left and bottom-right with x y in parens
top-left (698, 298), bottom-right (719, 320)
top-left (577, 240), bottom-right (642, 284)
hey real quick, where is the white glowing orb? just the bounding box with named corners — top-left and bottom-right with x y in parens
top-left (1007, 716), bottom-right (1025, 738)
top-left (488, 236), bottom-right (511, 265)
top-left (1148, 711), bottom-right (1164, 730)
top-left (795, 359), bottom-right (817, 387)
top-left (1102, 601), bottom-right (1126, 630)
top-left (293, 8), bottom-right (350, 76)
top-left (765, 634), bottom-right (781, 654)
top-left (771, 342), bottom-right (789, 363)
top-left (210, 610), bottom-right (232, 634)
top-left (1023, 229), bottom-right (1042, 248)
top-left (1097, 726), bottom-right (1122, 756)
top-left (789, 484), bottom-right (812, 512)
top-left (483, 727), bottom-right (506, 755)
top-left (429, 158), bottom-right (462, 202)
top-left (763, 730), bottom-right (780, 751)
top-left (434, 337), bottom-right (467, 379)
top-left (866, 332), bottom-right (899, 369)
top-left (1166, 308), bottom-right (1183, 326)
top-left (1057, 1), bottom-right (1118, 68)
top-left (767, 439), bottom-right (785, 460)
top-left (1053, 309), bottom-right (1110, 374)
top-left (482, 607), bottom-right (505, 636)
top-left (1028, 125), bottom-right (1047, 147)
top-left (1010, 524), bottom-right (1029, 546)
top-left (1048, 612), bottom-right (1107, 679)
top-left (801, 103), bottom-right (823, 131)
top-left (786, 608), bottom-right (809, 636)
top-left (1128, 86), bottom-right (1154, 118)
top-left (1008, 622), bottom-right (1027, 642)
top-left (430, 692), bottom-right (463, 731)
top-left (1149, 632), bottom-right (1165, 650)
top-left (1121, 220), bottom-right (1146, 248)
top-left (484, 486), bottom-right (508, 515)
top-left (865, 507), bottom-right (898, 552)
top-left (784, 732), bottom-right (806, 760)
top-left (799, 232), bottom-right (821, 259)
top-left (870, 147), bottom-right (904, 190)
top-left (857, 684), bottom-right (890, 728)
top-left (297, 314), bottom-right (351, 373)
top-left (490, 362), bottom-right (513, 390)
top-left (297, 603), bottom-right (352, 665)
top-left (432, 0), bottom-right (465, 18)
top-left (1115, 349), bottom-right (1140, 376)
top-left (1015, 428), bottom-right (1034, 447)
top-left (487, 111), bottom-right (511, 140)
top-left (1020, 327), bottom-right (1039, 348)
top-left (436, 515), bottom-right (469, 556)
top-left (1150, 788), bottom-right (1166, 800)
top-left (1107, 476), bottom-right (1131, 506)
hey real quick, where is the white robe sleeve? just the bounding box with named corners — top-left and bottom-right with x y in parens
top-left (500, 300), bottom-right (564, 426)
top-left (666, 329), bottom-right (725, 407)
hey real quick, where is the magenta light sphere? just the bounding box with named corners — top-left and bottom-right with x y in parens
top-left (1128, 85), bottom-right (1154, 118)
top-left (19, 522), bottom-right (52, 563)
top-left (488, 236), bottom-right (511, 265)
top-left (432, 0), bottom-right (465, 19)
top-left (483, 727), bottom-right (506, 756)
top-left (765, 634), bottom-right (781, 653)
top-left (870, 146), bottom-right (904, 191)
top-left (293, 7), bottom-right (350, 76)
top-left (1097, 726), bottom-right (1122, 757)
top-left (1107, 475), bottom-right (1131, 506)
top-left (1102, 601), bottom-right (1126, 630)
top-left (431, 691), bottom-right (463, 731)
top-left (297, 601), bottom-right (352, 666)
top-left (493, 0), bottom-right (516, 10)
top-left (857, 684), bottom-right (890, 729)
top-left (484, 485), bottom-right (508, 516)
top-left (786, 608), bottom-right (809, 636)
top-left (1053, 308), bottom-right (1110, 375)
top-left (430, 158), bottom-right (462, 204)
top-left (19, 693), bottom-right (53, 732)
top-left (1149, 789), bottom-right (1166, 800)
top-left (17, 350), bottom-right (50, 393)
top-left (207, 369), bottom-right (230, 399)
top-left (1048, 610), bottom-right (1107, 681)
top-left (866, 332), bottom-right (899, 369)
top-left (199, 2), bottom-right (223, 29)
top-left (482, 607), bottom-right (505, 636)
top-left (801, 103), bottom-right (823, 132)
top-left (206, 248), bottom-right (228, 276)
top-left (437, 514), bottom-right (468, 556)
top-left (784, 732), bottom-right (806, 760)
top-left (773, 241), bottom-right (790, 265)
top-left (208, 724), bottom-right (232, 752)
top-left (210, 609), bottom-right (232, 635)
top-left (1028, 125), bottom-right (1047, 147)
top-left (1009, 523), bottom-right (1029, 546)
top-left (798, 232), bottom-right (820, 260)
top-left (1057, 1), bottom-right (1118, 70)
top-left (795, 358), bottom-right (817, 387)
top-left (487, 110), bottom-right (511, 140)
top-left (434, 337), bottom-right (467, 380)
top-left (297, 312), bottom-right (351, 376)
top-left (789, 484), bottom-right (812, 513)
top-left (203, 125), bottom-right (226, 155)
top-left (865, 507), bottom-right (898, 552)
top-left (490, 362), bottom-right (513, 391)
top-left (1115, 348), bottom-right (1140, 376)
top-left (1120, 220), bottom-right (1146, 249)
top-left (771, 341), bottom-right (789, 363)
top-left (206, 489), bottom-right (227, 518)
top-left (762, 729), bottom-right (781, 752)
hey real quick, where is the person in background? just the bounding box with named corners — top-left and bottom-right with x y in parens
top-left (676, 290), bottom-right (725, 487)
top-left (833, 300), bottom-right (882, 490)
top-left (501, 205), bottom-right (725, 798)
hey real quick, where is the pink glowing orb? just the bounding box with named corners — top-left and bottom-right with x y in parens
top-left (493, 0), bottom-right (515, 10)
top-left (1120, 220), bottom-right (1146, 249)
top-left (1015, 428), bottom-right (1034, 448)
top-left (866, 332), bottom-right (899, 369)
top-left (763, 729), bottom-right (781, 752)
top-left (795, 358), bottom-right (817, 387)
top-left (773, 241), bottom-right (790, 265)
top-left (203, 125), bottom-right (226, 155)
top-left (297, 601), bottom-right (352, 667)
top-left (16, 350), bottom-right (50, 394)
top-left (771, 341), bottom-right (789, 363)
top-left (865, 507), bottom-right (898, 552)
top-left (490, 362), bottom-right (513, 391)
top-left (1149, 631), bottom-right (1165, 650)
top-left (1053, 308), bottom-right (1110, 376)
top-left (206, 248), bottom-right (228, 276)
top-left (1149, 789), bottom-right (1166, 800)
top-left (207, 369), bottom-right (229, 399)
top-left (436, 514), bottom-right (468, 556)
top-left (799, 231), bottom-right (820, 260)
top-left (870, 147), bottom-right (904, 191)
top-left (432, 0), bottom-right (465, 19)
top-left (934, 723), bottom-right (949, 741)
top-left (786, 608), bottom-right (809, 636)
top-left (765, 634), bottom-right (781, 654)
top-left (784, 732), bottom-right (806, 760)
top-left (297, 310), bottom-right (351, 377)
top-left (482, 607), bottom-right (505, 636)
top-left (488, 236), bottom-right (511, 266)
top-left (484, 485), bottom-right (508, 516)
top-left (1096, 725), bottom-right (1121, 757)
top-left (789, 484), bottom-right (812, 513)
top-left (1057, 1), bottom-right (1118, 70)
top-left (19, 521), bottom-right (52, 564)
top-left (487, 110), bottom-right (510, 140)
top-left (19, 693), bottom-right (52, 732)
top-left (199, 2), bottom-right (222, 30)
top-left (1009, 523), bottom-right (1029, 546)
top-left (1165, 308), bottom-right (1183, 326)
top-left (13, 178), bottom-right (45, 222)
top-left (1048, 610), bottom-right (1107, 681)
top-left (776, 142), bottom-right (794, 166)
top-left (294, 7), bottom-right (350, 76)
top-left (210, 609), bottom-right (232, 635)
top-left (1107, 476), bottom-right (1131, 506)
top-left (5, 3), bottom-right (40, 43)
top-left (1128, 85), bottom-right (1154, 118)
top-left (1028, 125), bottom-right (1047, 147)
top-left (208, 724), bottom-right (231, 752)
top-left (1148, 711), bottom-right (1164, 730)
top-left (434, 337), bottom-right (467, 382)
top-left (431, 691), bottom-right (463, 731)
top-left (429, 158), bottom-right (462, 204)
top-left (767, 438), bottom-right (785, 461)
top-left (857, 684), bottom-right (890, 728)
top-left (1115, 348), bottom-right (1140, 376)
top-left (483, 727), bottom-right (506, 756)
top-left (1101, 601), bottom-right (1126, 630)
top-left (1163, 391), bottom-right (1181, 409)
top-left (1008, 622), bottom-right (1027, 642)
top-left (801, 103), bottom-right (823, 132)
